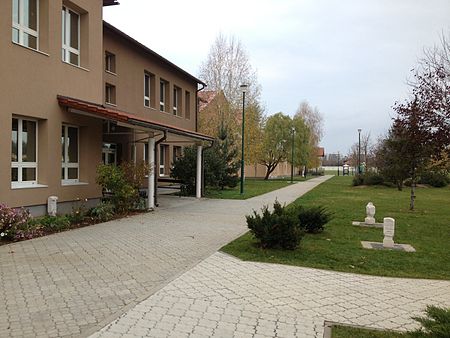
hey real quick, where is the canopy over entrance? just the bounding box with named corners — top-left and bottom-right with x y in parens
top-left (58, 95), bottom-right (213, 208)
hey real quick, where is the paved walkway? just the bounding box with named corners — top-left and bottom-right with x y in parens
top-left (92, 252), bottom-right (450, 338)
top-left (0, 176), bottom-right (330, 338)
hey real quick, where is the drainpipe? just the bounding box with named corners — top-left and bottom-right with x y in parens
top-left (154, 130), bottom-right (167, 207)
top-left (201, 140), bottom-right (214, 197)
top-left (196, 83), bottom-right (206, 132)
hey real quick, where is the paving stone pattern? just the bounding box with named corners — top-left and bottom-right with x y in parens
top-left (0, 176), bottom-right (331, 337)
top-left (92, 252), bottom-right (450, 338)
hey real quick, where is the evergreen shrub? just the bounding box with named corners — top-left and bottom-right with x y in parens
top-left (295, 205), bottom-right (332, 234)
top-left (246, 200), bottom-right (304, 250)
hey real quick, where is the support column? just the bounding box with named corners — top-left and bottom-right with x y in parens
top-left (196, 145), bottom-right (202, 198)
top-left (148, 137), bottom-right (155, 209)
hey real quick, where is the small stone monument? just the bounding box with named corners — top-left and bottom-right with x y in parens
top-left (365, 202), bottom-right (376, 225)
top-left (382, 217), bottom-right (395, 248)
top-left (361, 217), bottom-right (416, 252)
top-left (352, 202), bottom-right (383, 228)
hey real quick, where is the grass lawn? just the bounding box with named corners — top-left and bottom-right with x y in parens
top-left (205, 176), bottom-right (310, 200)
top-left (332, 325), bottom-right (407, 338)
top-left (221, 176), bottom-right (450, 279)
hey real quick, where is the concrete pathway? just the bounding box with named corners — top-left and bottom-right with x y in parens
top-left (0, 176), bottom-right (330, 338)
top-left (91, 252), bottom-right (450, 338)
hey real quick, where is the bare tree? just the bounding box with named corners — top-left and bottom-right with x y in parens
top-left (393, 31), bottom-right (450, 210)
top-left (420, 31), bottom-right (450, 76)
top-left (199, 33), bottom-right (261, 108)
top-left (294, 101), bottom-right (324, 169)
top-left (346, 132), bottom-right (373, 169)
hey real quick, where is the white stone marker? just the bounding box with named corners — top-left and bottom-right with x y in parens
top-left (383, 217), bottom-right (395, 248)
top-left (365, 202), bottom-right (376, 225)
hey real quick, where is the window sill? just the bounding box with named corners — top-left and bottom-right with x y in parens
top-left (62, 181), bottom-right (88, 186)
top-left (62, 60), bottom-right (90, 72)
top-left (12, 41), bottom-right (50, 57)
top-left (144, 105), bottom-right (157, 111)
top-left (105, 102), bottom-right (117, 107)
top-left (11, 183), bottom-right (48, 190)
top-left (105, 70), bottom-right (117, 76)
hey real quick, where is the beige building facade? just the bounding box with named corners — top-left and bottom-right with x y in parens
top-left (1, 0), bottom-right (212, 214)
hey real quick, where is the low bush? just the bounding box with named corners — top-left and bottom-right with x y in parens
top-left (34, 215), bottom-right (71, 232)
top-left (88, 202), bottom-right (115, 222)
top-left (409, 305), bottom-right (450, 338)
top-left (0, 204), bottom-right (31, 240)
top-left (352, 173), bottom-right (384, 186)
top-left (68, 198), bottom-right (88, 224)
top-left (295, 205), bottom-right (332, 234)
top-left (419, 171), bottom-right (449, 188)
top-left (96, 162), bottom-right (149, 212)
top-left (363, 172), bottom-right (384, 186)
top-left (352, 175), bottom-right (364, 186)
top-left (246, 200), bottom-right (303, 250)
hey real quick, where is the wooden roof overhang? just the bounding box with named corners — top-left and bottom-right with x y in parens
top-left (57, 95), bottom-right (214, 142)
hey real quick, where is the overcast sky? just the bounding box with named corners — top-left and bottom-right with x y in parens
top-left (104, 0), bottom-right (450, 155)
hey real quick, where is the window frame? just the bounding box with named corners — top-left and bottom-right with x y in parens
top-left (144, 72), bottom-right (151, 108)
top-left (102, 143), bottom-right (117, 165)
top-left (61, 5), bottom-right (80, 66)
top-left (172, 146), bottom-right (182, 164)
top-left (11, 117), bottom-right (38, 188)
top-left (12, 0), bottom-right (40, 50)
top-left (160, 80), bottom-right (166, 112)
top-left (105, 83), bottom-right (116, 105)
top-left (185, 91), bottom-right (191, 119)
top-left (173, 86), bottom-right (180, 116)
top-left (61, 124), bottom-right (79, 184)
top-left (159, 144), bottom-right (166, 176)
top-left (105, 51), bottom-right (116, 74)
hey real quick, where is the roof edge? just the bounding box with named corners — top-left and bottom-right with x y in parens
top-left (57, 95), bottom-right (214, 142)
top-left (103, 0), bottom-right (119, 7)
top-left (103, 21), bottom-right (206, 87)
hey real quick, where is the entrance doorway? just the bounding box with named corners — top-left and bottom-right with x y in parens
top-left (102, 143), bottom-right (117, 165)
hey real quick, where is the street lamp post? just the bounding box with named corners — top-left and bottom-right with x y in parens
top-left (337, 151), bottom-right (340, 176)
top-left (358, 128), bottom-right (362, 174)
top-left (291, 127), bottom-right (295, 183)
top-left (240, 84), bottom-right (248, 194)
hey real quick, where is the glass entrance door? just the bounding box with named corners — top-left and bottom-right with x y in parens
top-left (102, 143), bottom-right (117, 165)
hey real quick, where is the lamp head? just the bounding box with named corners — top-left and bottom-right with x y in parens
top-left (240, 84), bottom-right (248, 94)
top-left (358, 128), bottom-right (362, 133)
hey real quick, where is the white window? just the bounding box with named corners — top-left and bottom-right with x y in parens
top-left (62, 6), bottom-right (80, 66)
top-left (173, 87), bottom-right (180, 115)
top-left (11, 117), bottom-right (38, 187)
top-left (105, 83), bottom-right (116, 105)
top-left (160, 80), bottom-right (166, 112)
top-left (12, 0), bottom-right (39, 49)
top-left (105, 51), bottom-right (116, 73)
top-left (159, 145), bottom-right (166, 176)
top-left (144, 73), bottom-right (151, 107)
top-left (61, 125), bottom-right (79, 183)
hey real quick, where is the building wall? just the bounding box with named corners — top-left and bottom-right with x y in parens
top-left (102, 26), bottom-right (201, 179)
top-left (245, 163), bottom-right (301, 178)
top-left (102, 26), bottom-right (198, 133)
top-left (0, 0), bottom-right (105, 208)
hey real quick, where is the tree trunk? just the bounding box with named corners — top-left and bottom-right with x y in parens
top-left (410, 166), bottom-right (416, 211)
top-left (410, 181), bottom-right (416, 210)
top-left (264, 163), bottom-right (276, 180)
